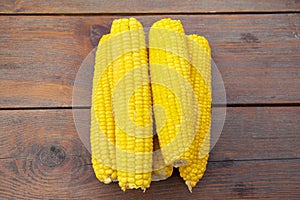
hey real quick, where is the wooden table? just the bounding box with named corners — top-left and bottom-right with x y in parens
top-left (1, 1), bottom-right (300, 199)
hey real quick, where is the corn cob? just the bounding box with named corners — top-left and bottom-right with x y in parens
top-left (149, 18), bottom-right (199, 167)
top-left (109, 18), bottom-right (153, 191)
top-left (179, 34), bottom-right (211, 192)
top-left (91, 32), bottom-right (117, 184)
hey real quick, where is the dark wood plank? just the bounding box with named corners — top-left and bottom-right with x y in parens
top-left (0, 109), bottom-right (90, 160)
top-left (1, 15), bottom-right (300, 108)
top-left (1, 107), bottom-right (299, 198)
top-left (0, 156), bottom-right (299, 199)
top-left (0, 0), bottom-right (299, 14)
top-left (1, 107), bottom-right (299, 162)
top-left (211, 107), bottom-right (300, 161)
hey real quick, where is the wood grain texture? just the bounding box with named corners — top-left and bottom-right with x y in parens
top-left (1, 108), bottom-right (299, 199)
top-left (1, 107), bottom-right (299, 162)
top-left (1, 156), bottom-right (299, 199)
top-left (1, 14), bottom-right (300, 108)
top-left (1, 1), bottom-right (299, 199)
top-left (0, 0), bottom-right (299, 14)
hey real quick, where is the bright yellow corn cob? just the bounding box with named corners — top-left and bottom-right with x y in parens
top-left (149, 18), bottom-right (197, 167)
top-left (179, 34), bottom-right (211, 192)
top-left (91, 33), bottom-right (117, 184)
top-left (110, 18), bottom-right (153, 191)
top-left (149, 18), bottom-right (211, 191)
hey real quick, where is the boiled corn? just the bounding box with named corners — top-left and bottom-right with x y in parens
top-left (110, 18), bottom-right (153, 191)
top-left (149, 18), bottom-right (198, 167)
top-left (91, 17), bottom-right (212, 192)
top-left (179, 34), bottom-right (211, 192)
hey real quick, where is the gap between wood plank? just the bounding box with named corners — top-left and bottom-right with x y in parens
top-left (1, 103), bottom-right (300, 111)
top-left (2, 15), bottom-right (299, 106)
top-left (1, 155), bottom-right (299, 163)
top-left (0, 11), bottom-right (300, 16)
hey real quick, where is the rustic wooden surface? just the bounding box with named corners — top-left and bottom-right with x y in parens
top-left (0, 1), bottom-right (300, 199)
top-left (1, 107), bottom-right (300, 161)
top-left (1, 108), bottom-right (300, 199)
top-left (1, 15), bottom-right (300, 108)
top-left (1, 0), bottom-right (300, 14)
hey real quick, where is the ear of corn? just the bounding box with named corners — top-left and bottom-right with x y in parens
top-left (149, 19), bottom-right (211, 191)
top-left (178, 34), bottom-right (211, 192)
top-left (91, 32), bottom-right (117, 184)
top-left (109, 18), bottom-right (153, 191)
top-left (149, 18), bottom-right (198, 167)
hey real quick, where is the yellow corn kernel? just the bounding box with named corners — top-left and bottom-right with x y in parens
top-left (110, 18), bottom-right (153, 191)
top-left (179, 34), bottom-right (211, 192)
top-left (149, 18), bottom-right (195, 166)
top-left (91, 32), bottom-right (117, 184)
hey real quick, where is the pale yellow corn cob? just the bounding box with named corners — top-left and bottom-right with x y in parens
top-left (110, 18), bottom-right (153, 191)
top-left (149, 18), bottom-right (196, 167)
top-left (179, 34), bottom-right (211, 192)
top-left (91, 32), bottom-right (117, 184)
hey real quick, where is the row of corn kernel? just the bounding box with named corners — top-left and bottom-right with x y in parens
top-left (91, 31), bottom-right (117, 184)
top-left (149, 19), bottom-right (196, 167)
top-left (179, 34), bottom-right (212, 192)
top-left (111, 18), bottom-right (153, 191)
top-left (149, 19), bottom-right (211, 192)
top-left (91, 18), bottom-right (153, 191)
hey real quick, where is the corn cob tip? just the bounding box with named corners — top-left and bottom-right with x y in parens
top-left (129, 17), bottom-right (142, 29)
top-left (120, 185), bottom-right (148, 192)
top-left (151, 18), bottom-right (185, 33)
top-left (110, 17), bottom-right (142, 34)
top-left (186, 181), bottom-right (192, 193)
top-left (185, 180), bottom-right (197, 193)
top-left (104, 178), bottom-right (112, 184)
top-left (187, 34), bottom-right (211, 55)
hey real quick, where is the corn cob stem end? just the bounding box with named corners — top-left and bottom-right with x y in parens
top-left (185, 180), bottom-right (197, 193)
top-left (121, 186), bottom-right (148, 192)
